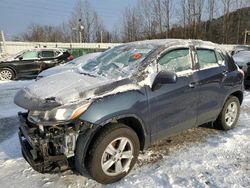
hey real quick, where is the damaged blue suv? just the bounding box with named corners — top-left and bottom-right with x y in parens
top-left (15, 39), bottom-right (244, 184)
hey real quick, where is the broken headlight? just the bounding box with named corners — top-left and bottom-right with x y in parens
top-left (28, 102), bottom-right (91, 122)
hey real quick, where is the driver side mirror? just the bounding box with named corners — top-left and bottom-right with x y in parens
top-left (19, 56), bottom-right (23, 61)
top-left (152, 71), bottom-right (177, 91)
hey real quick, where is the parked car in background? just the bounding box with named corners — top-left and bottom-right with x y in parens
top-left (233, 50), bottom-right (250, 88)
top-left (0, 48), bottom-right (73, 81)
top-left (15, 39), bottom-right (244, 184)
top-left (36, 52), bottom-right (102, 80)
top-left (231, 45), bottom-right (250, 56)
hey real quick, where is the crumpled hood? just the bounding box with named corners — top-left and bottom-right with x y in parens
top-left (14, 71), bottom-right (135, 111)
top-left (37, 65), bottom-right (76, 78)
top-left (14, 71), bottom-right (110, 110)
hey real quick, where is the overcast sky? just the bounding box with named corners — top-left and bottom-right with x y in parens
top-left (0, 0), bottom-right (135, 39)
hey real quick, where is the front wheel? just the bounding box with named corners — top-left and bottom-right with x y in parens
top-left (85, 124), bottom-right (140, 184)
top-left (215, 96), bottom-right (240, 130)
top-left (0, 68), bottom-right (15, 80)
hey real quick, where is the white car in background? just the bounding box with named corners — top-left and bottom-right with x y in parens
top-left (36, 52), bottom-right (102, 80)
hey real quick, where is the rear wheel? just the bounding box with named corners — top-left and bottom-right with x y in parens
top-left (215, 96), bottom-right (240, 130)
top-left (85, 124), bottom-right (140, 184)
top-left (0, 68), bottom-right (15, 80)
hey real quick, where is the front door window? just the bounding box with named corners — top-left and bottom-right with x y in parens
top-left (22, 51), bottom-right (39, 60)
top-left (158, 48), bottom-right (193, 74)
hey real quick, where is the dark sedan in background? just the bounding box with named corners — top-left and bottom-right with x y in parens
top-left (0, 48), bottom-right (73, 80)
top-left (233, 50), bottom-right (250, 88)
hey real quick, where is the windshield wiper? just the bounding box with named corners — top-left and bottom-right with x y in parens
top-left (77, 68), bottom-right (97, 77)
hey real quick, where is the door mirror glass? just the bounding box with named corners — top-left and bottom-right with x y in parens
top-left (152, 71), bottom-right (177, 90)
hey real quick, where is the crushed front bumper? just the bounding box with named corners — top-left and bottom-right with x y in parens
top-left (18, 112), bottom-right (71, 173)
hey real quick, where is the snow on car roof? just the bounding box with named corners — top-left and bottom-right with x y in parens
top-left (127, 39), bottom-right (216, 46)
top-left (125, 39), bottom-right (226, 52)
top-left (32, 48), bottom-right (66, 51)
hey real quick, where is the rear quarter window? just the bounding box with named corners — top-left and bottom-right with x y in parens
top-left (215, 51), bottom-right (225, 66)
top-left (41, 51), bottom-right (55, 58)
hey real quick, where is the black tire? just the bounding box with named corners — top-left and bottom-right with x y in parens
top-left (84, 123), bottom-right (140, 184)
top-left (245, 85), bottom-right (250, 90)
top-left (215, 96), bottom-right (240, 130)
top-left (0, 68), bottom-right (15, 80)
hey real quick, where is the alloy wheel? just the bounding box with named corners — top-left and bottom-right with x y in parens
top-left (0, 70), bottom-right (13, 80)
top-left (225, 101), bottom-right (238, 127)
top-left (101, 137), bottom-right (134, 176)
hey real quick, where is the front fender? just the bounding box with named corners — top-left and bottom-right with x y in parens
top-left (79, 88), bottom-right (149, 133)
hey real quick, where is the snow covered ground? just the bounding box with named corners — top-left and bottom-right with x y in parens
top-left (0, 80), bottom-right (34, 119)
top-left (0, 80), bottom-right (249, 188)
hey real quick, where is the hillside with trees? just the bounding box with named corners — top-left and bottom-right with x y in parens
top-left (15, 0), bottom-right (250, 44)
top-left (156, 7), bottom-right (250, 44)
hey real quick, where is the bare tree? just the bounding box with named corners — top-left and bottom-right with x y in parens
top-left (221, 0), bottom-right (233, 43)
top-left (137, 0), bottom-right (158, 39)
top-left (179, 0), bottom-right (187, 38)
top-left (121, 7), bottom-right (141, 42)
top-left (69, 0), bottom-right (103, 42)
top-left (161, 0), bottom-right (171, 38)
top-left (208, 0), bottom-right (216, 21)
top-left (152, 0), bottom-right (163, 33)
top-left (21, 24), bottom-right (70, 42)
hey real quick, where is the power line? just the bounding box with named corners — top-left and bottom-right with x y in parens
top-left (1, 0), bottom-right (122, 18)
top-left (0, 7), bottom-right (71, 20)
top-left (1, 2), bottom-right (120, 22)
top-left (1, 1), bottom-right (72, 17)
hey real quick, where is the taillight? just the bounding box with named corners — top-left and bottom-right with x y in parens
top-left (238, 68), bottom-right (245, 78)
top-left (67, 55), bottom-right (74, 61)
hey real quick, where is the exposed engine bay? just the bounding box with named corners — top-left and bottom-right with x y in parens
top-left (18, 112), bottom-right (83, 172)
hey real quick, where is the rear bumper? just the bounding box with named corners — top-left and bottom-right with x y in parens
top-left (18, 112), bottom-right (69, 173)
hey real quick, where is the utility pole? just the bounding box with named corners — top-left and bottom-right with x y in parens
top-left (78, 19), bottom-right (84, 43)
top-left (165, 26), bottom-right (168, 39)
top-left (100, 30), bottom-right (103, 43)
top-left (72, 28), bottom-right (78, 43)
top-left (0, 31), bottom-right (6, 54)
top-left (244, 29), bottom-right (250, 44)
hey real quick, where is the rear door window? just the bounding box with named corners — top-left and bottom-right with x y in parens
top-left (40, 51), bottom-right (55, 58)
top-left (196, 49), bottom-right (218, 69)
